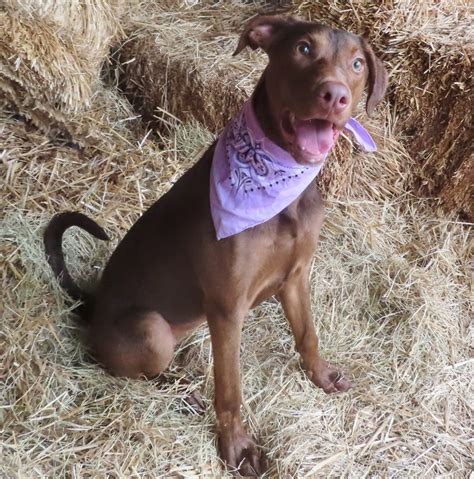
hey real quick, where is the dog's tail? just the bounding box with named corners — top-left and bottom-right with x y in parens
top-left (44, 212), bottom-right (109, 316)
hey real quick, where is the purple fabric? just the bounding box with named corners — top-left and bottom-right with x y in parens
top-left (210, 100), bottom-right (376, 240)
top-left (344, 118), bottom-right (377, 152)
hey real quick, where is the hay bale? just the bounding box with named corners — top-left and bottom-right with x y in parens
top-left (0, 0), bottom-right (125, 132)
top-left (0, 9), bottom-right (93, 126)
top-left (118, 0), bottom-right (473, 218)
top-left (22, 0), bottom-right (125, 61)
top-left (118, 35), bottom-right (249, 132)
top-left (439, 154), bottom-right (474, 219)
top-left (387, 36), bottom-right (473, 220)
top-left (118, 2), bottom-right (266, 130)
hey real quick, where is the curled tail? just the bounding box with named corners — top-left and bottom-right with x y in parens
top-left (44, 212), bottom-right (109, 316)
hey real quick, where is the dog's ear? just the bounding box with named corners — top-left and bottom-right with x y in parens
top-left (361, 39), bottom-right (388, 116)
top-left (233, 15), bottom-right (298, 56)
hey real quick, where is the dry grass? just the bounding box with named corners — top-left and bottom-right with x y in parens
top-left (1, 98), bottom-right (472, 477)
top-left (1, 0), bottom-right (473, 477)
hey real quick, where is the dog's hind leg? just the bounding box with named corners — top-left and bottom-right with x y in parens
top-left (91, 311), bottom-right (176, 380)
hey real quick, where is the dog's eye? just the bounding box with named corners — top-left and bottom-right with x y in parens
top-left (296, 42), bottom-right (311, 56)
top-left (353, 58), bottom-right (363, 72)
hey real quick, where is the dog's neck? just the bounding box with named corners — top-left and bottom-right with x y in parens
top-left (252, 73), bottom-right (286, 151)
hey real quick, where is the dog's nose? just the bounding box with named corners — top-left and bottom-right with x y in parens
top-left (316, 82), bottom-right (350, 114)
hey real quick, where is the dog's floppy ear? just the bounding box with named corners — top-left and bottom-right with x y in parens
top-left (233, 15), bottom-right (298, 56)
top-left (361, 39), bottom-right (388, 116)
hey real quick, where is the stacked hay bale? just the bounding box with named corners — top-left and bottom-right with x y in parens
top-left (118, 0), bottom-right (473, 219)
top-left (386, 24), bottom-right (473, 220)
top-left (117, 2), bottom-right (264, 130)
top-left (0, 0), bottom-right (125, 137)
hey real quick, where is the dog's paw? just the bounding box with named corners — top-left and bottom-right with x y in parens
top-left (307, 359), bottom-right (353, 394)
top-left (218, 425), bottom-right (266, 476)
top-left (183, 389), bottom-right (206, 415)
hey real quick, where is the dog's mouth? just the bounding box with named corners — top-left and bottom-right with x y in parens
top-left (281, 111), bottom-right (341, 164)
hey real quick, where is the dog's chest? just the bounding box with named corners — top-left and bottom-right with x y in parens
top-left (272, 206), bottom-right (319, 267)
top-left (248, 199), bottom-right (322, 304)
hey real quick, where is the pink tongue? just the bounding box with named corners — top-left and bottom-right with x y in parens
top-left (294, 119), bottom-right (334, 156)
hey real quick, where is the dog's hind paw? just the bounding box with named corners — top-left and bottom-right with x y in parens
top-left (183, 389), bottom-right (206, 415)
top-left (306, 359), bottom-right (353, 394)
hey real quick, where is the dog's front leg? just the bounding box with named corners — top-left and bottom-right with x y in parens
top-left (278, 268), bottom-right (353, 394)
top-left (207, 303), bottom-right (265, 476)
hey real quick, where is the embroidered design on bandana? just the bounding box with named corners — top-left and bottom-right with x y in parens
top-left (210, 100), bottom-right (376, 240)
top-left (227, 111), bottom-right (285, 192)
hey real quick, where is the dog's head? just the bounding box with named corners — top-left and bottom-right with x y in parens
top-left (234, 15), bottom-right (388, 164)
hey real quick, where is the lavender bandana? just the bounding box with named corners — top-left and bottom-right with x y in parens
top-left (210, 100), bottom-right (376, 240)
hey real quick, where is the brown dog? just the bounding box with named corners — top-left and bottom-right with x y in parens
top-left (44, 15), bottom-right (387, 476)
